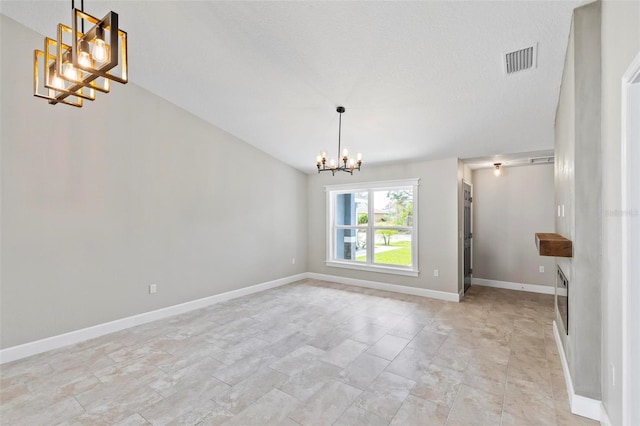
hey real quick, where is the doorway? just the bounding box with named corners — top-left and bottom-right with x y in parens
top-left (621, 50), bottom-right (640, 426)
top-left (463, 181), bottom-right (472, 292)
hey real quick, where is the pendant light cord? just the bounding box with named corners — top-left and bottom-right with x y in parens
top-left (72, 0), bottom-right (85, 33)
top-left (337, 111), bottom-right (342, 160)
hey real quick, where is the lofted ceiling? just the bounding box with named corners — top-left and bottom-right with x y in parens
top-left (1, 0), bottom-right (585, 173)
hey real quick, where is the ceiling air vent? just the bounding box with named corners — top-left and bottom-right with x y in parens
top-left (505, 44), bottom-right (537, 75)
top-left (529, 156), bottom-right (554, 165)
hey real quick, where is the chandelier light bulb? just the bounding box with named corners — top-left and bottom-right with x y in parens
top-left (357, 152), bottom-right (362, 161)
top-left (330, 159), bottom-right (336, 169)
top-left (78, 52), bottom-right (92, 68)
top-left (92, 37), bottom-right (109, 63)
top-left (316, 155), bottom-right (322, 164)
top-left (62, 54), bottom-right (79, 81)
top-left (343, 148), bottom-right (349, 158)
top-left (78, 40), bottom-right (93, 68)
top-left (494, 163), bottom-right (502, 177)
top-left (50, 72), bottom-right (65, 90)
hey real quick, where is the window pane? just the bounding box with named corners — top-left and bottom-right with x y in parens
top-left (336, 192), bottom-right (368, 226)
top-left (373, 188), bottom-right (413, 227)
top-left (335, 228), bottom-right (366, 262)
top-left (374, 229), bottom-right (412, 266)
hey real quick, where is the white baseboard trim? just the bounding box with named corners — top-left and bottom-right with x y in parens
top-left (552, 320), bottom-right (602, 421)
top-left (600, 404), bottom-right (611, 426)
top-left (307, 272), bottom-right (461, 302)
top-left (0, 273), bottom-right (307, 365)
top-left (472, 278), bottom-right (555, 295)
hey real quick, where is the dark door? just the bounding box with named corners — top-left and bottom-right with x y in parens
top-left (463, 182), bottom-right (472, 292)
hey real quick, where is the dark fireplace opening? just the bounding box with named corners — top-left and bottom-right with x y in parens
top-left (557, 266), bottom-right (569, 334)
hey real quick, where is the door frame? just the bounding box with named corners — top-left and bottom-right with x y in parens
top-left (621, 49), bottom-right (640, 426)
top-left (462, 180), bottom-right (473, 293)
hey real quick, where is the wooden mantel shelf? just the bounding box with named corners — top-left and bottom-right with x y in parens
top-left (535, 233), bottom-right (573, 258)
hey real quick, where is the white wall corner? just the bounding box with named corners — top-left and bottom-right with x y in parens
top-left (472, 278), bottom-right (555, 295)
top-left (600, 403), bottom-right (611, 426)
top-left (552, 320), bottom-right (602, 421)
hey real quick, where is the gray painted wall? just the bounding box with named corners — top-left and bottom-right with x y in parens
top-left (307, 158), bottom-right (460, 296)
top-left (0, 16), bottom-right (308, 349)
top-left (472, 164), bottom-right (556, 287)
top-left (554, 1), bottom-right (602, 400)
top-left (600, 1), bottom-right (640, 424)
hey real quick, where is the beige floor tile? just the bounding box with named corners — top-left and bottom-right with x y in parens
top-left (213, 366), bottom-right (288, 415)
top-left (365, 334), bottom-right (410, 361)
top-left (355, 371), bottom-right (416, 421)
top-left (447, 384), bottom-right (503, 425)
top-left (2, 396), bottom-right (85, 425)
top-left (463, 356), bottom-right (508, 396)
top-left (323, 339), bottom-right (369, 368)
top-left (390, 394), bottom-right (449, 426)
top-left (387, 317), bottom-right (428, 340)
top-left (225, 388), bottom-right (299, 425)
top-left (339, 352), bottom-right (390, 390)
top-left (211, 351), bottom-right (278, 386)
top-left (411, 363), bottom-right (464, 407)
top-left (407, 329), bottom-right (448, 357)
top-left (268, 345), bottom-right (326, 376)
top-left (263, 331), bottom-right (312, 357)
top-left (112, 412), bottom-right (152, 425)
top-left (333, 403), bottom-right (388, 426)
top-left (288, 379), bottom-right (362, 426)
top-left (430, 339), bottom-right (475, 372)
top-left (277, 360), bottom-right (342, 401)
top-left (386, 346), bottom-right (435, 380)
top-left (502, 377), bottom-right (557, 425)
top-left (350, 324), bottom-right (389, 345)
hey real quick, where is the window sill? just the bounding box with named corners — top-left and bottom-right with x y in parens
top-left (325, 260), bottom-right (419, 277)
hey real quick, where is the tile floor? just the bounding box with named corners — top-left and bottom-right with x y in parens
top-left (0, 279), bottom-right (599, 425)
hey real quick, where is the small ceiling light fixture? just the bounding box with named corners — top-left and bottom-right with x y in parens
top-left (493, 163), bottom-right (503, 177)
top-left (33, 0), bottom-right (128, 107)
top-left (316, 107), bottom-right (362, 175)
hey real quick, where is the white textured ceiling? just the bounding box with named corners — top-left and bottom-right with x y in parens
top-left (2, 0), bottom-right (584, 173)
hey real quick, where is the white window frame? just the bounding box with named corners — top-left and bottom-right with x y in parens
top-left (325, 179), bottom-right (419, 276)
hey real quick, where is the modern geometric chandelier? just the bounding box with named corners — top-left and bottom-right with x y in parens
top-left (316, 106), bottom-right (363, 175)
top-left (33, 0), bottom-right (128, 108)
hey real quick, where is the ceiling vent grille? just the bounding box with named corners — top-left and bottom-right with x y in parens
top-left (529, 155), bottom-right (554, 165)
top-left (505, 44), bottom-right (537, 75)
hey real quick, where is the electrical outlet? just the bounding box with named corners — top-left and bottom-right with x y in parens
top-left (433, 269), bottom-right (439, 277)
top-left (149, 284), bottom-right (157, 294)
top-left (539, 266), bottom-right (545, 273)
top-left (292, 258), bottom-right (296, 265)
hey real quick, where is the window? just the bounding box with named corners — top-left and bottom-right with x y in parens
top-left (326, 179), bottom-right (419, 276)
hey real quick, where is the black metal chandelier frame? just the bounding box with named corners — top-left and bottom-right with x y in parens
top-left (316, 107), bottom-right (363, 175)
